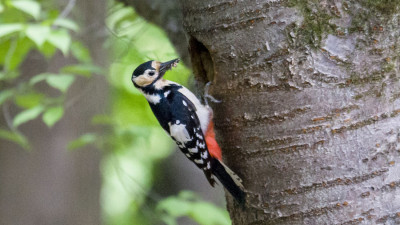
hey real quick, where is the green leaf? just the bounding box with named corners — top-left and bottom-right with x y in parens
top-left (29, 73), bottom-right (48, 85)
top-left (11, 0), bottom-right (41, 20)
top-left (177, 191), bottom-right (199, 200)
top-left (0, 89), bottom-right (14, 105)
top-left (112, 89), bottom-right (158, 127)
top-left (160, 215), bottom-right (177, 225)
top-left (61, 64), bottom-right (104, 77)
top-left (0, 129), bottom-right (30, 150)
top-left (190, 202), bottom-right (231, 225)
top-left (47, 9), bottom-right (60, 21)
top-left (2, 37), bottom-right (34, 70)
top-left (13, 105), bottom-right (44, 127)
top-left (15, 93), bottom-right (44, 109)
top-left (68, 133), bottom-right (97, 150)
top-left (47, 29), bottom-right (71, 55)
top-left (38, 41), bottom-right (56, 58)
top-left (0, 24), bottom-right (23, 38)
top-left (157, 191), bottom-right (231, 225)
top-left (42, 106), bottom-right (64, 127)
top-left (26, 24), bottom-right (50, 47)
top-left (31, 73), bottom-right (75, 92)
top-left (71, 41), bottom-right (91, 63)
top-left (91, 114), bottom-right (113, 125)
top-left (53, 18), bottom-right (79, 32)
top-left (107, 4), bottom-right (137, 31)
top-left (46, 74), bottom-right (75, 92)
top-left (0, 71), bottom-right (19, 81)
top-left (158, 197), bottom-right (191, 217)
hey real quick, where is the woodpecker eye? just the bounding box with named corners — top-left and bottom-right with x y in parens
top-left (148, 71), bottom-right (155, 76)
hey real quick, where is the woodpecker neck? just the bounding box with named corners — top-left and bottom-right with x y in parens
top-left (137, 79), bottom-right (181, 105)
top-left (136, 79), bottom-right (173, 94)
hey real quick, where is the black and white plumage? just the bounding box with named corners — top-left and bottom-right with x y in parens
top-left (131, 59), bottom-right (245, 203)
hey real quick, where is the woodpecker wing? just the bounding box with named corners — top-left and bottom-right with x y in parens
top-left (165, 88), bottom-right (216, 186)
top-left (166, 89), bottom-right (245, 203)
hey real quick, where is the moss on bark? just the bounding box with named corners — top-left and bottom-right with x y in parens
top-left (287, 0), bottom-right (337, 47)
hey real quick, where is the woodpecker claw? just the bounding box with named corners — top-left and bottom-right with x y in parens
top-left (204, 82), bottom-right (221, 106)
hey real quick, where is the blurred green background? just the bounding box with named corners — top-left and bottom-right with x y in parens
top-left (0, 0), bottom-right (230, 224)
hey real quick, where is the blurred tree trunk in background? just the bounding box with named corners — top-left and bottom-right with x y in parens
top-left (124, 0), bottom-right (400, 224)
top-left (0, 1), bottom-right (107, 224)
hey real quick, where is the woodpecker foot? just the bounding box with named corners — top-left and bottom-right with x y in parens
top-left (204, 82), bottom-right (221, 106)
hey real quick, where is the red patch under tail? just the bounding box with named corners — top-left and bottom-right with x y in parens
top-left (205, 121), bottom-right (222, 160)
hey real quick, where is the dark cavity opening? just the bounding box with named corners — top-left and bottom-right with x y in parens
top-left (189, 36), bottom-right (215, 84)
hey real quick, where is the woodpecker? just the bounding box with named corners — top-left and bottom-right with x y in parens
top-left (131, 59), bottom-right (245, 203)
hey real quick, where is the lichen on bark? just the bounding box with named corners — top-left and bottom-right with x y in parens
top-left (286, 0), bottom-right (338, 47)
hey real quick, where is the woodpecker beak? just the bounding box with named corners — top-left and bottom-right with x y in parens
top-left (159, 58), bottom-right (179, 75)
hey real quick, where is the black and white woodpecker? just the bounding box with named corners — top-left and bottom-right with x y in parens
top-left (131, 59), bottom-right (245, 203)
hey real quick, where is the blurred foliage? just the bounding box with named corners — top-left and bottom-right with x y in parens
top-left (0, 0), bottom-right (231, 224)
top-left (0, 0), bottom-right (102, 149)
top-left (157, 191), bottom-right (231, 225)
top-left (102, 3), bottom-right (231, 225)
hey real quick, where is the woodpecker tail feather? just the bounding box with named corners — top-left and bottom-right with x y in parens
top-left (211, 157), bottom-right (245, 204)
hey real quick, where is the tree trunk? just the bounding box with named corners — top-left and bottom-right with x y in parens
top-left (0, 1), bottom-right (107, 224)
top-left (124, 0), bottom-right (400, 224)
top-left (179, 0), bottom-right (400, 224)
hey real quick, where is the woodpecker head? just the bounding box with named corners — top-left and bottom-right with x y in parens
top-left (131, 59), bottom-right (179, 88)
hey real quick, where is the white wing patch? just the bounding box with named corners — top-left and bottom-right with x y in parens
top-left (177, 143), bottom-right (185, 148)
top-left (197, 140), bottom-right (205, 148)
top-left (169, 122), bottom-right (192, 144)
top-left (201, 151), bottom-right (208, 159)
top-left (188, 147), bottom-right (198, 153)
top-left (164, 90), bottom-right (171, 98)
top-left (194, 158), bottom-right (204, 164)
top-left (196, 132), bottom-right (203, 140)
top-left (178, 87), bottom-right (211, 133)
top-left (157, 80), bottom-right (211, 132)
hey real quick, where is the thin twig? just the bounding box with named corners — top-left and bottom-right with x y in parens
top-left (2, 102), bottom-right (14, 131)
top-left (64, 77), bottom-right (96, 110)
top-left (51, 0), bottom-right (76, 29)
top-left (58, 0), bottom-right (76, 19)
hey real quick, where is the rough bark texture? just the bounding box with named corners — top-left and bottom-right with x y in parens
top-left (179, 0), bottom-right (400, 224)
top-left (125, 0), bottom-right (400, 224)
top-left (0, 1), bottom-right (107, 224)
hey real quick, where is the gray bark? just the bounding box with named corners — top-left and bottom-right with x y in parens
top-left (180, 1), bottom-right (400, 224)
top-left (125, 0), bottom-right (400, 224)
top-left (0, 1), bottom-right (107, 224)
